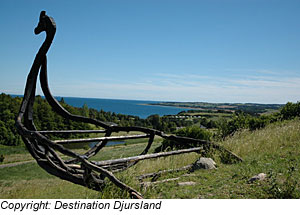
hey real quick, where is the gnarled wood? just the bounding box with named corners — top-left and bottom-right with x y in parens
top-left (138, 164), bottom-right (193, 182)
top-left (93, 147), bottom-right (203, 167)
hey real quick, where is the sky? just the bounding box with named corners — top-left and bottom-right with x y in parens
top-left (1, 0), bottom-right (300, 104)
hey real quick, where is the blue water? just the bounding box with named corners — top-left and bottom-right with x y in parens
top-left (55, 96), bottom-right (185, 119)
top-left (11, 94), bottom-right (185, 118)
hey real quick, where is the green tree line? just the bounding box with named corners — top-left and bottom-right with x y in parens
top-left (0, 93), bottom-right (193, 146)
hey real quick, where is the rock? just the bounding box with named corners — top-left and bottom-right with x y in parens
top-left (178, 181), bottom-right (196, 186)
top-left (182, 173), bottom-right (196, 177)
top-left (189, 157), bottom-right (217, 172)
top-left (248, 173), bottom-right (267, 183)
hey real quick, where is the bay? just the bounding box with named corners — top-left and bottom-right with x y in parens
top-left (11, 94), bottom-right (185, 118)
top-left (55, 96), bottom-right (186, 119)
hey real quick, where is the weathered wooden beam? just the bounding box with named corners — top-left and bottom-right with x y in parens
top-left (141, 177), bottom-right (180, 187)
top-left (38, 129), bottom-right (106, 134)
top-left (81, 159), bottom-right (143, 199)
top-left (53, 134), bottom-right (150, 144)
top-left (138, 164), bottom-right (193, 181)
top-left (93, 147), bottom-right (202, 167)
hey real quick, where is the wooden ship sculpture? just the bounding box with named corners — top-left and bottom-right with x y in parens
top-left (16, 11), bottom-right (242, 198)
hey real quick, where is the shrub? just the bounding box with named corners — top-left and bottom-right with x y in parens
top-left (280, 102), bottom-right (300, 120)
top-left (0, 120), bottom-right (22, 146)
top-left (155, 126), bottom-right (212, 152)
top-left (0, 154), bottom-right (4, 163)
top-left (216, 113), bottom-right (272, 139)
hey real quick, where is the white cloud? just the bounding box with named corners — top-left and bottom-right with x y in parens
top-left (15, 69), bottom-right (299, 104)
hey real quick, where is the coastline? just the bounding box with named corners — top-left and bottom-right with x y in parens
top-left (141, 102), bottom-right (283, 113)
top-left (139, 103), bottom-right (197, 110)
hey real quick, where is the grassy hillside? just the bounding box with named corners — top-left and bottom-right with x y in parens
top-left (0, 118), bottom-right (299, 198)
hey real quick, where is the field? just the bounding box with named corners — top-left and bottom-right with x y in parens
top-left (149, 101), bottom-right (283, 115)
top-left (1, 118), bottom-right (299, 199)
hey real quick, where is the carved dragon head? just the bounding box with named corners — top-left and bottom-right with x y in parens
top-left (34, 11), bottom-right (56, 35)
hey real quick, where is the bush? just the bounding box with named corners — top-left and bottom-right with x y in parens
top-left (0, 120), bottom-right (22, 146)
top-left (0, 154), bottom-right (4, 163)
top-left (280, 102), bottom-right (300, 120)
top-left (216, 113), bottom-right (272, 139)
top-left (155, 126), bottom-right (212, 152)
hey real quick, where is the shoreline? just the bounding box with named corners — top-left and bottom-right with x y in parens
top-left (140, 103), bottom-right (229, 111)
top-left (139, 103), bottom-right (198, 110)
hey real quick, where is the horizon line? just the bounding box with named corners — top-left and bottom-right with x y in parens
top-left (4, 92), bottom-right (287, 105)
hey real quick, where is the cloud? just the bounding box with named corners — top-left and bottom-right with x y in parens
top-left (230, 76), bottom-right (300, 89)
top-left (23, 69), bottom-right (300, 104)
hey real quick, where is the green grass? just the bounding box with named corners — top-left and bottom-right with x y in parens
top-left (181, 112), bottom-right (232, 118)
top-left (0, 177), bottom-right (100, 199)
top-left (0, 144), bottom-right (28, 155)
top-left (1, 119), bottom-right (300, 198)
top-left (0, 144), bottom-right (34, 164)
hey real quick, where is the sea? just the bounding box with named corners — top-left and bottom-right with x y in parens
top-left (12, 95), bottom-right (186, 119)
top-left (55, 96), bottom-right (186, 119)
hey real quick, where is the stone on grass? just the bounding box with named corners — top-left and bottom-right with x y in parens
top-left (189, 157), bottom-right (217, 172)
top-left (178, 181), bottom-right (196, 186)
top-left (248, 173), bottom-right (267, 183)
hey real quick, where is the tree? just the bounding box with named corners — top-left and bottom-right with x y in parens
top-left (280, 102), bottom-right (300, 120)
top-left (0, 120), bottom-right (21, 146)
top-left (82, 103), bottom-right (89, 117)
top-left (147, 114), bottom-right (162, 130)
top-left (155, 126), bottom-right (212, 152)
